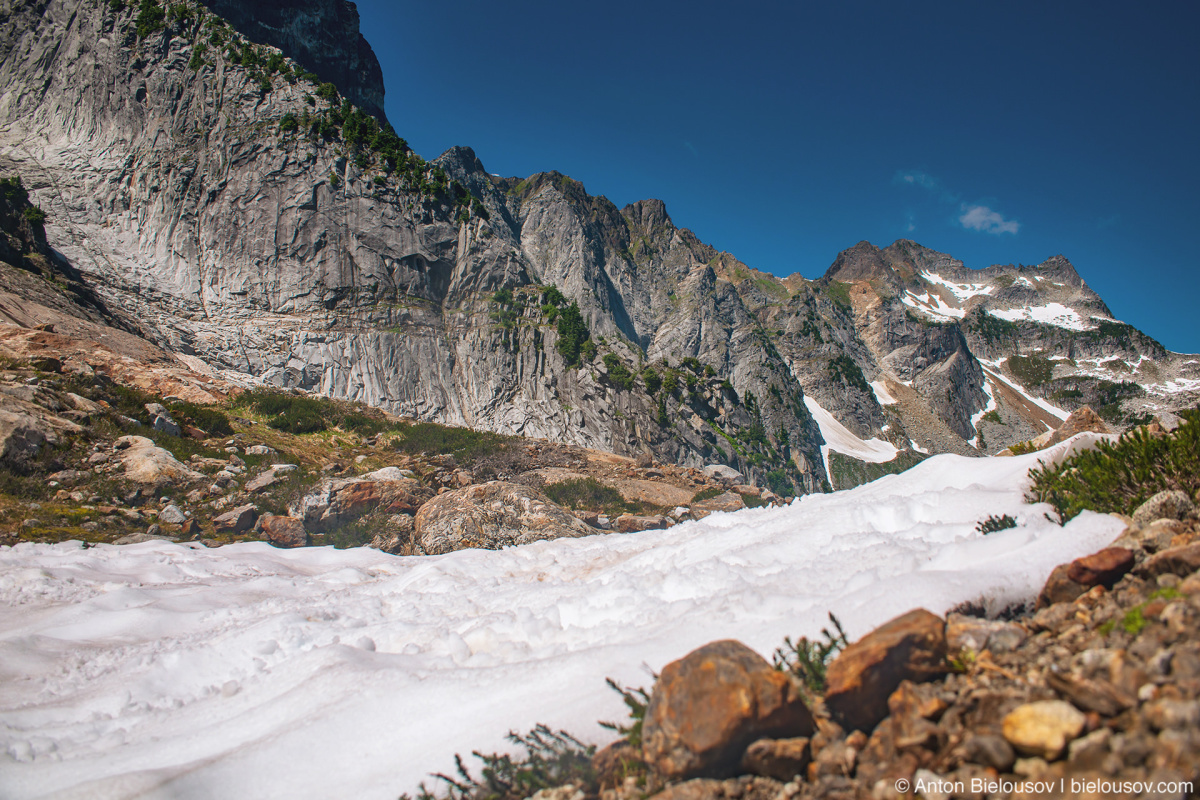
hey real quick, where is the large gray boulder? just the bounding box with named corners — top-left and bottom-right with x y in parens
top-left (113, 436), bottom-right (204, 485)
top-left (415, 481), bottom-right (595, 555)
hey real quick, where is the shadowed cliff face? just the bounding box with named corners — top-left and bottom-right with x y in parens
top-left (0, 0), bottom-right (1194, 494)
top-left (199, 0), bottom-right (387, 121)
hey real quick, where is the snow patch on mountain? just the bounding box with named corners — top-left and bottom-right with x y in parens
top-left (804, 396), bottom-right (899, 475)
top-left (870, 380), bottom-right (898, 406)
top-left (921, 272), bottom-right (995, 302)
top-left (970, 376), bottom-right (998, 435)
top-left (902, 291), bottom-right (967, 320)
top-left (987, 303), bottom-right (1099, 331)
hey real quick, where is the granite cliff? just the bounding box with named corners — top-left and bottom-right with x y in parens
top-left (0, 0), bottom-right (1195, 493)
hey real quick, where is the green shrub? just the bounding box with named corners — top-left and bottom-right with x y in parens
top-left (22, 205), bottom-right (46, 227)
top-left (772, 613), bottom-right (849, 694)
top-left (407, 726), bottom-right (596, 800)
top-left (541, 285), bottom-right (566, 307)
top-left (543, 477), bottom-right (626, 512)
top-left (391, 422), bottom-right (509, 464)
top-left (240, 389), bottom-right (386, 436)
top-left (1026, 411), bottom-right (1200, 523)
top-left (188, 42), bottom-right (207, 71)
top-left (1006, 354), bottom-right (1054, 387)
top-left (827, 355), bottom-right (870, 393)
top-left (279, 112), bottom-right (298, 133)
top-left (602, 354), bottom-right (634, 390)
top-left (641, 368), bottom-right (661, 395)
top-left (167, 400), bottom-right (234, 436)
top-left (554, 302), bottom-right (590, 367)
top-left (599, 679), bottom-right (651, 748)
top-left (135, 0), bottom-right (165, 38)
top-left (662, 371), bottom-right (679, 395)
top-left (976, 513), bottom-right (1016, 535)
top-left (316, 82), bottom-right (338, 101)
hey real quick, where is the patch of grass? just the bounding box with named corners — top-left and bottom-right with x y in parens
top-left (691, 486), bottom-right (723, 503)
top-left (543, 477), bottom-right (626, 513)
top-left (1005, 354), bottom-right (1054, 388)
top-left (980, 410), bottom-right (1003, 425)
top-left (392, 422), bottom-right (511, 465)
top-left (824, 281), bottom-right (853, 310)
top-left (239, 389), bottom-right (386, 436)
top-left (1027, 410), bottom-right (1200, 523)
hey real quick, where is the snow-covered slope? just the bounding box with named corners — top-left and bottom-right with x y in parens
top-left (0, 438), bottom-right (1124, 800)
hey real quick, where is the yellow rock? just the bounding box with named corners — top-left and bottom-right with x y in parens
top-left (1001, 700), bottom-right (1086, 760)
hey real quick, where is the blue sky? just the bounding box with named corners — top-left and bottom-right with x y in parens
top-left (354, 1), bottom-right (1199, 353)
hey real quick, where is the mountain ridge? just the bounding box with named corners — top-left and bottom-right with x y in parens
top-left (0, 0), bottom-right (1196, 494)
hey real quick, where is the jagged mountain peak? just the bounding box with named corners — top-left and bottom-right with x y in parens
top-left (198, 0), bottom-right (387, 121)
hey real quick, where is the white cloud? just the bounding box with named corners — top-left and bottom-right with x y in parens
top-left (959, 204), bottom-right (1019, 235)
top-left (895, 170), bottom-right (938, 189)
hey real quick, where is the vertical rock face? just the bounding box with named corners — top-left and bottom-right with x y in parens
top-left (1, 0), bottom-right (1194, 496)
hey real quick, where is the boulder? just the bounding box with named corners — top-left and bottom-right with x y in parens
top-left (245, 444), bottom-right (275, 455)
top-left (245, 469), bottom-right (282, 493)
top-left (1066, 547), bottom-right (1134, 587)
top-left (946, 614), bottom-right (1027, 655)
top-left (297, 472), bottom-right (434, 533)
top-left (824, 609), bottom-right (948, 732)
top-left (416, 481), bottom-right (596, 555)
top-left (1001, 700), bottom-right (1086, 760)
top-left (114, 532), bottom-right (174, 545)
top-left (614, 514), bottom-right (670, 533)
top-left (1036, 563), bottom-right (1086, 609)
top-left (690, 491), bottom-right (746, 520)
top-left (740, 737), bottom-right (811, 780)
top-left (114, 435), bottom-right (204, 485)
top-left (702, 464), bottom-right (745, 483)
top-left (158, 504), bottom-right (188, 525)
top-left (1136, 542), bottom-right (1200, 579)
top-left (1132, 490), bottom-right (1194, 526)
top-left (213, 503), bottom-right (259, 534)
top-left (642, 639), bottom-right (815, 780)
top-left (259, 515), bottom-right (307, 548)
top-left (369, 514), bottom-right (417, 554)
top-left (0, 407), bottom-right (74, 464)
top-left (47, 469), bottom-right (88, 484)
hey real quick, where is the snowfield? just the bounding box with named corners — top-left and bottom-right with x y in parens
top-left (0, 438), bottom-right (1124, 800)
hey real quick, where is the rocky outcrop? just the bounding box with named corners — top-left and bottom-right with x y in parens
top-left (414, 481), bottom-right (596, 555)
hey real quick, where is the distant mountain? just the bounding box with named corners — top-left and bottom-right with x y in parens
top-left (1, 0), bottom-right (1194, 492)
